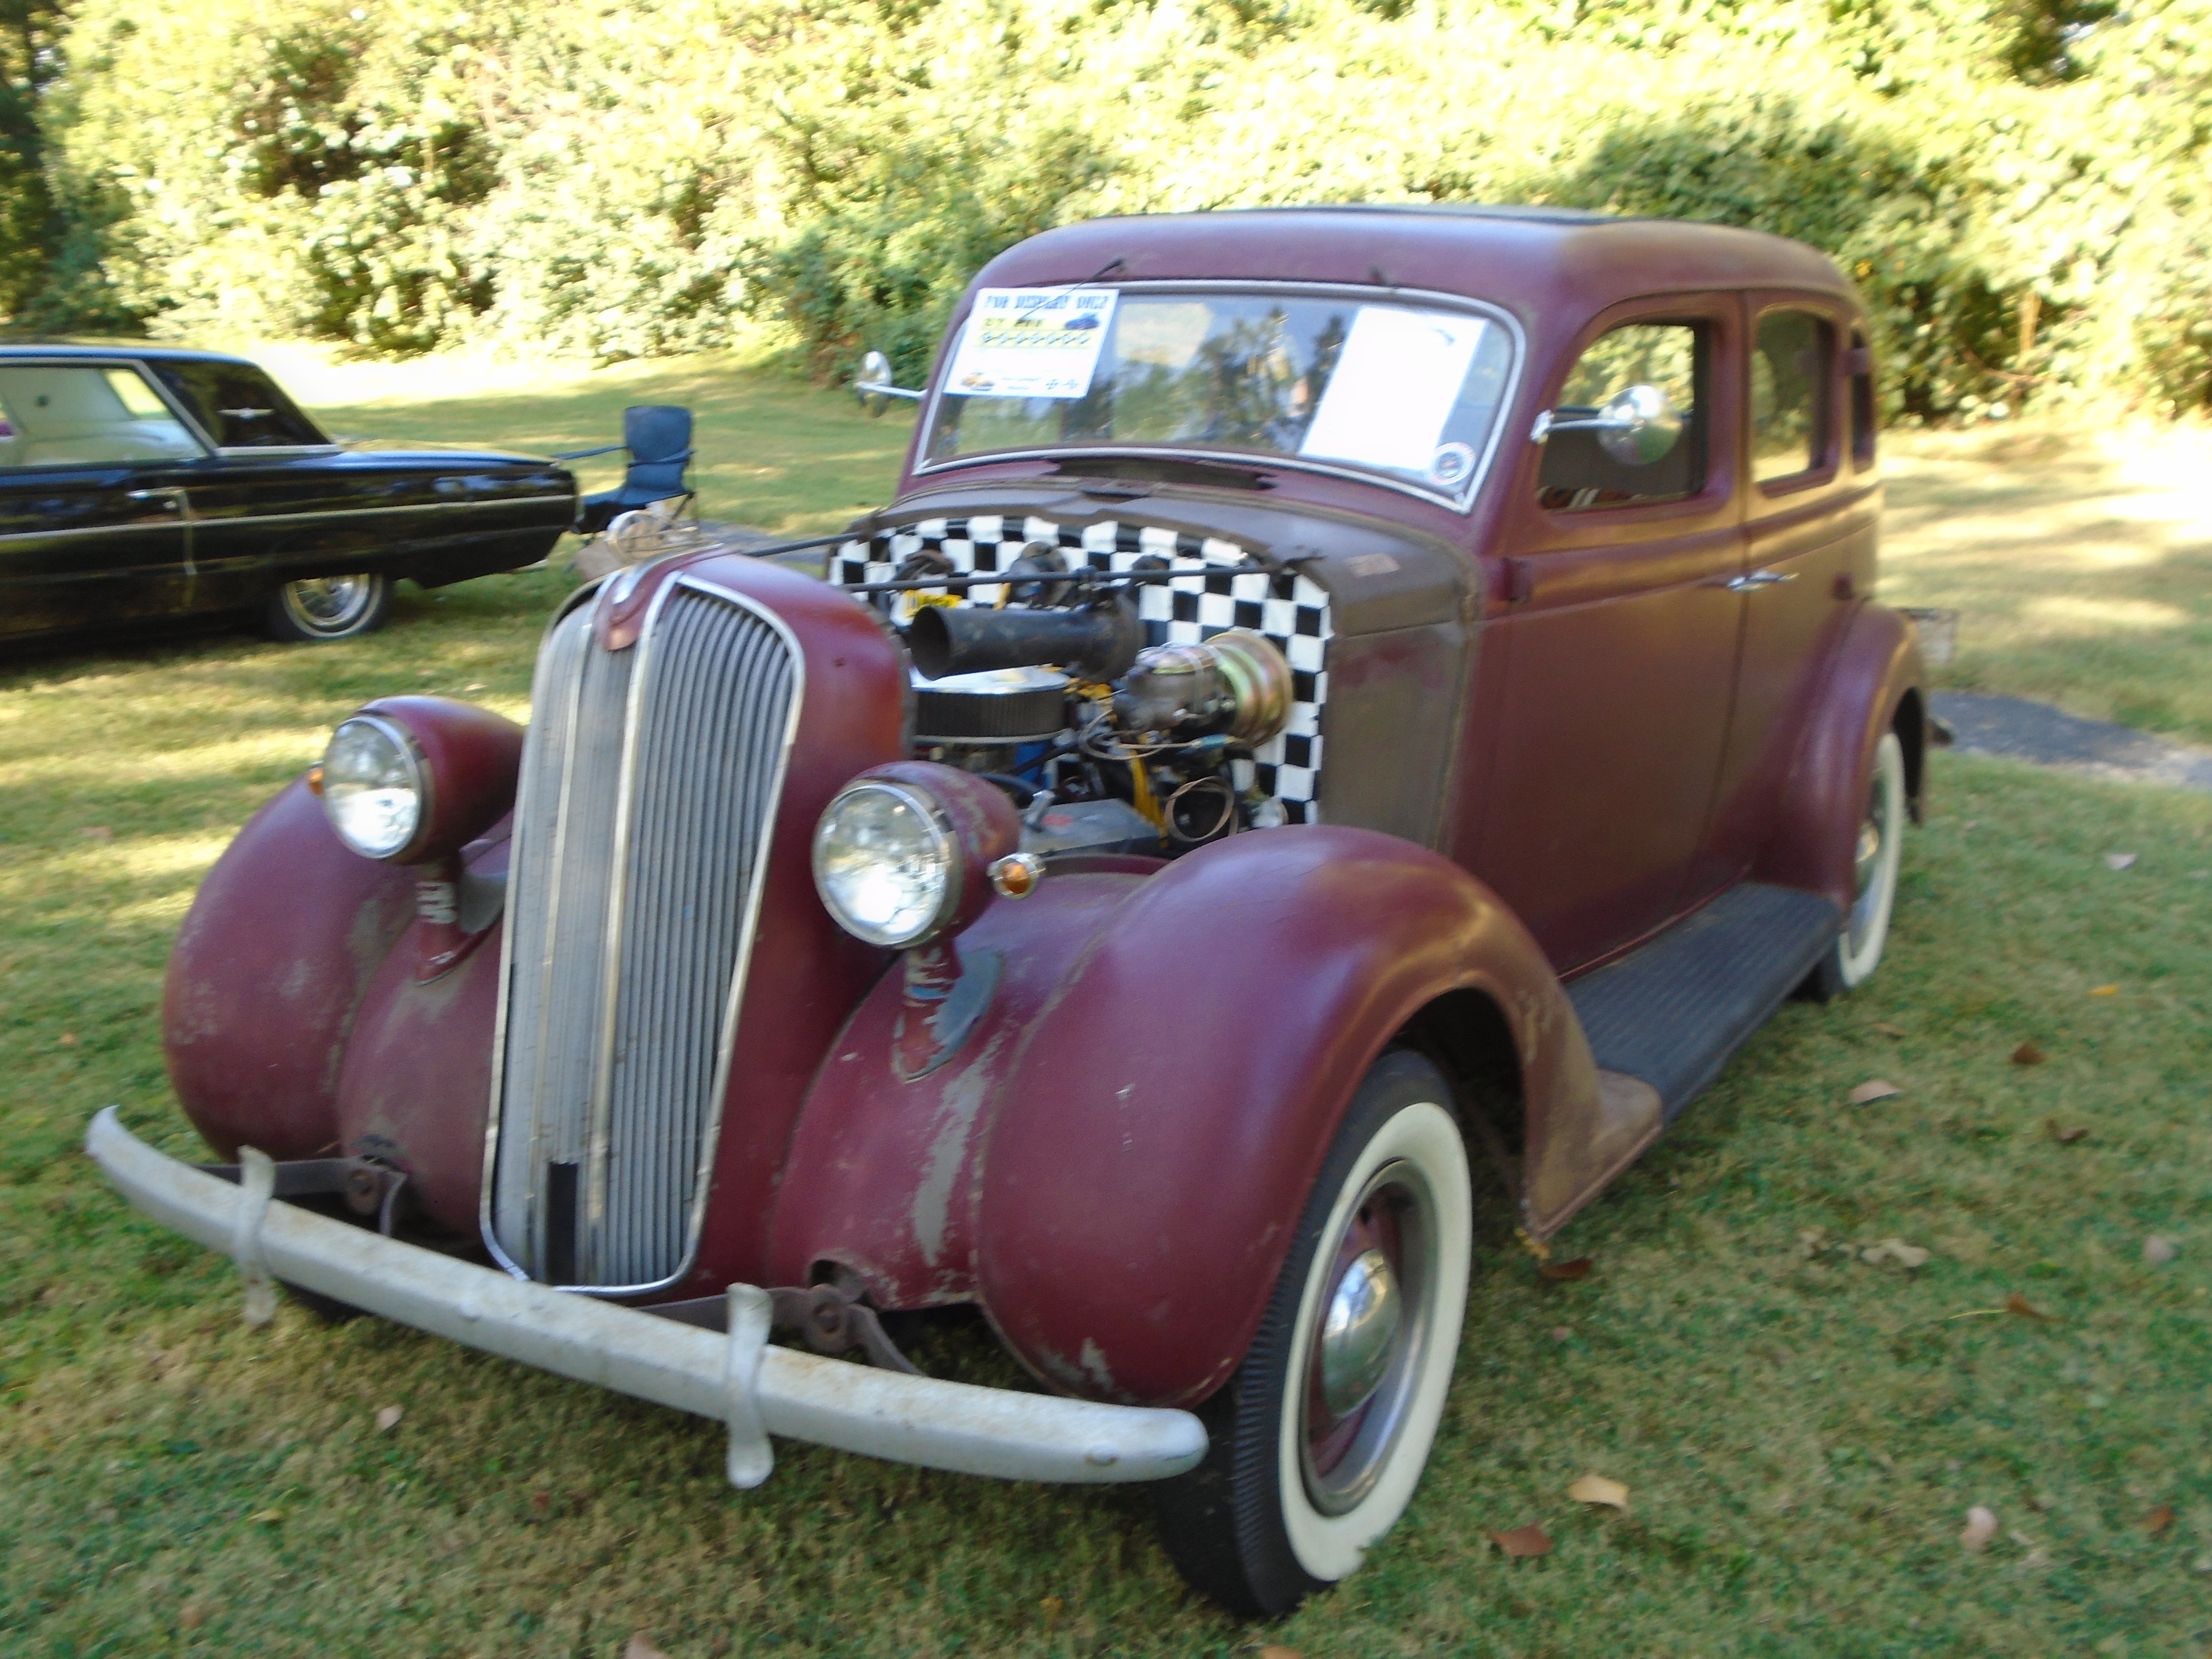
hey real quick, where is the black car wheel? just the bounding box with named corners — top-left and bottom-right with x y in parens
top-left (1153, 1050), bottom-right (1473, 1616)
top-left (263, 573), bottom-right (396, 642)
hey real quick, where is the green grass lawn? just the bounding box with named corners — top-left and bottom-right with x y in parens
top-left (2, 360), bottom-right (2209, 1656)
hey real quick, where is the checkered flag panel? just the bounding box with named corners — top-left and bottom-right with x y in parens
top-left (833, 517), bottom-right (1332, 823)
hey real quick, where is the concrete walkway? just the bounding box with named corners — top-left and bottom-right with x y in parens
top-left (1933, 692), bottom-right (2212, 795)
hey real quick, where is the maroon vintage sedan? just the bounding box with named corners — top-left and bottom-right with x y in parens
top-left (91, 205), bottom-right (1923, 1616)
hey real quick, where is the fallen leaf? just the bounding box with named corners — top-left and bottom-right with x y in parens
top-left (1549, 1325), bottom-right (1572, 1342)
top-left (1872, 1021), bottom-right (1907, 1039)
top-left (2011, 1040), bottom-right (2047, 1065)
top-left (375, 1405), bottom-right (403, 1432)
top-left (78, 825), bottom-right (113, 841)
top-left (2143, 1504), bottom-right (2176, 1534)
top-left (1568, 1474), bottom-right (1630, 1512)
top-left (1961, 1506), bottom-right (1998, 1553)
top-left (2105, 852), bottom-right (2138, 871)
top-left (1040, 1596), bottom-right (1066, 1629)
top-left (1849, 1079), bottom-right (1902, 1105)
top-left (249, 1508), bottom-right (284, 1525)
top-left (179, 1601), bottom-right (209, 1631)
top-left (2143, 1235), bottom-right (2178, 1266)
top-left (2089, 984), bottom-right (2120, 997)
top-left (58, 1032), bottom-right (76, 1047)
top-left (1490, 1523), bottom-right (1553, 1558)
top-left (1861, 1237), bottom-right (1931, 1268)
top-left (2005, 1292), bottom-right (2053, 1322)
top-left (2045, 1119), bottom-right (2089, 1144)
top-left (1538, 1257), bottom-right (1592, 1282)
top-left (624, 1638), bottom-right (671, 1659)
top-left (1260, 1649), bottom-right (1304, 1659)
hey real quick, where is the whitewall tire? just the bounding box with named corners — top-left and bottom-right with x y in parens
top-left (1154, 1051), bottom-right (1472, 1615)
top-left (1805, 727), bottom-right (1906, 999)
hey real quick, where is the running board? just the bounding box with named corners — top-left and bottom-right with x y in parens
top-left (1565, 882), bottom-right (1841, 1122)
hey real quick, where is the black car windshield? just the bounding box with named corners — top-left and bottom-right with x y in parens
top-left (148, 360), bottom-right (328, 449)
top-left (922, 287), bottom-right (1513, 501)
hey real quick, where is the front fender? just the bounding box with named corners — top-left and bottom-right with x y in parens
top-left (1754, 602), bottom-right (1927, 913)
top-left (163, 778), bottom-right (416, 1160)
top-left (967, 826), bottom-right (1595, 1408)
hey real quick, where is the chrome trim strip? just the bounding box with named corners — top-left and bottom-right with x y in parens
top-left (911, 279), bottom-right (1529, 515)
top-left (92, 1107), bottom-right (1208, 1486)
top-left (480, 601), bottom-right (597, 1284)
top-left (0, 495), bottom-right (565, 544)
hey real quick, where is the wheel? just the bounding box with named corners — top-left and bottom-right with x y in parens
top-left (1802, 728), bottom-right (1906, 1001)
top-left (262, 573), bottom-right (395, 642)
top-left (1153, 1051), bottom-right (1473, 1616)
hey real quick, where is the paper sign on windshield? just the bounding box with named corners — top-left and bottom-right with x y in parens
top-left (945, 289), bottom-right (1118, 400)
top-left (1299, 308), bottom-right (1487, 483)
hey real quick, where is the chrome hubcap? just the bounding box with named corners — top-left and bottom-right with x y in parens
top-left (1848, 770), bottom-right (1894, 953)
top-left (1319, 1248), bottom-right (1402, 1417)
top-left (1300, 1160), bottom-right (1437, 1516)
top-left (285, 575), bottom-right (374, 631)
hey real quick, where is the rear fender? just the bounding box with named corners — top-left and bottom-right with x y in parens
top-left (163, 778), bottom-right (416, 1160)
top-left (1754, 602), bottom-right (1928, 912)
top-left (968, 826), bottom-right (1597, 1407)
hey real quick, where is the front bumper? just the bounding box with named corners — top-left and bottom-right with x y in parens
top-left (87, 1108), bottom-right (1206, 1488)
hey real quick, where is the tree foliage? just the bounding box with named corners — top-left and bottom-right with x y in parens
top-left (6, 0), bottom-right (2209, 416)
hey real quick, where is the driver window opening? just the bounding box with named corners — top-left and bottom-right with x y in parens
top-left (1535, 322), bottom-right (1706, 512)
top-left (1751, 310), bottom-right (1835, 485)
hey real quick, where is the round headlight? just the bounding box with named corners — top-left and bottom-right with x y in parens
top-left (812, 781), bottom-right (958, 947)
top-left (321, 715), bottom-right (425, 860)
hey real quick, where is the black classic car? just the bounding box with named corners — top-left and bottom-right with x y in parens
top-left (0, 346), bottom-right (576, 646)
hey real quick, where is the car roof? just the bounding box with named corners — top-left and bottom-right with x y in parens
top-left (972, 205), bottom-right (1856, 324)
top-left (0, 342), bottom-right (264, 368)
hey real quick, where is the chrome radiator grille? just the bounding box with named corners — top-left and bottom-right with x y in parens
top-left (488, 577), bottom-right (799, 1290)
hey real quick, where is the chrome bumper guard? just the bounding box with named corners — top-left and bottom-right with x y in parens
top-left (87, 1109), bottom-right (1206, 1488)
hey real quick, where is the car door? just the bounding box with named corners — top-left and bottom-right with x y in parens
top-left (1468, 297), bottom-right (1747, 973)
top-left (0, 360), bottom-right (208, 642)
top-left (1694, 296), bottom-right (1877, 891)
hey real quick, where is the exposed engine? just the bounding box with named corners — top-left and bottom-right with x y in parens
top-left (891, 546), bottom-right (1297, 860)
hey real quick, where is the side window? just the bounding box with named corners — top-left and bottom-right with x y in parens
top-left (0, 365), bottom-right (206, 469)
top-left (1848, 328), bottom-right (1876, 467)
top-left (148, 360), bottom-right (328, 449)
top-left (1750, 310), bottom-right (1835, 485)
top-left (1535, 322), bottom-right (1705, 512)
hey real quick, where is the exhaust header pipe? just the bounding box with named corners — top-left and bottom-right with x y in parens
top-left (907, 595), bottom-right (1142, 683)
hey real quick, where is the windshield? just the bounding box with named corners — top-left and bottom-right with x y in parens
top-left (922, 287), bottom-right (1514, 502)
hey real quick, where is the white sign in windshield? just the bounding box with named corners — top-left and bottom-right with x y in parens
top-left (945, 288), bottom-right (1119, 400)
top-left (1299, 307), bottom-right (1487, 482)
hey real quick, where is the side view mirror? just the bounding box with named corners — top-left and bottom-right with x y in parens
top-left (854, 350), bottom-right (925, 416)
top-left (1530, 383), bottom-right (1683, 466)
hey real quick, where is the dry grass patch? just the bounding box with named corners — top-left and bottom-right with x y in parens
top-left (1883, 425), bottom-right (2212, 744)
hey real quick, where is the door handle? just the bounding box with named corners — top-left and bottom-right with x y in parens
top-left (126, 488), bottom-right (183, 508)
top-left (1726, 570), bottom-right (1796, 590)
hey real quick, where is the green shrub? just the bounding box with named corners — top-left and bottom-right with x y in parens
top-left (14, 0), bottom-right (2210, 417)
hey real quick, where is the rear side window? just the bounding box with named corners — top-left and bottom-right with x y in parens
top-left (1535, 322), bottom-right (1707, 512)
top-left (0, 364), bottom-right (207, 468)
top-left (148, 360), bottom-right (328, 449)
top-left (1750, 310), bottom-right (1835, 485)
